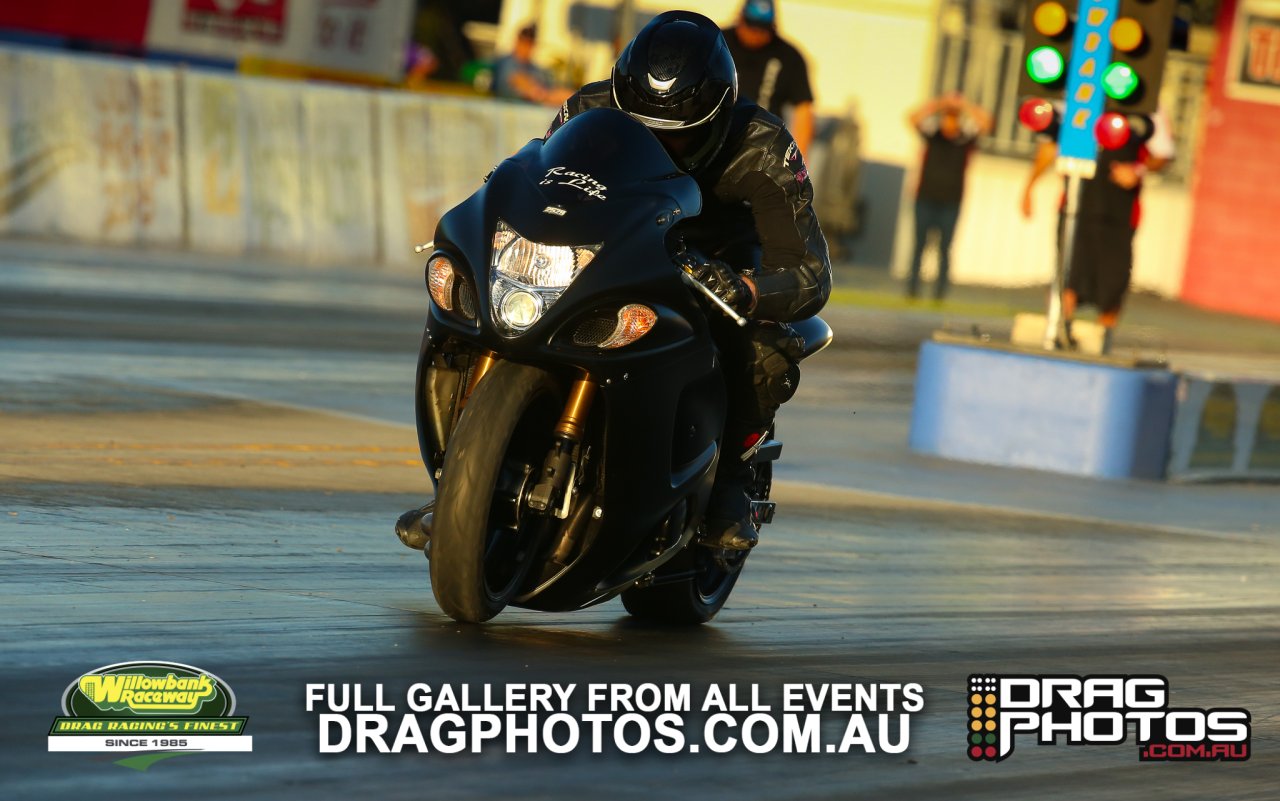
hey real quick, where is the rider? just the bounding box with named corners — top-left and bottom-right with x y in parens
top-left (546, 10), bottom-right (832, 550)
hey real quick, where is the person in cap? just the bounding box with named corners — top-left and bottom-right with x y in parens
top-left (546, 10), bottom-right (832, 550)
top-left (722, 0), bottom-right (815, 156)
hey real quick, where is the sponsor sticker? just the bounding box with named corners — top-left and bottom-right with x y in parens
top-left (49, 661), bottom-right (252, 754)
top-left (539, 167), bottom-right (608, 201)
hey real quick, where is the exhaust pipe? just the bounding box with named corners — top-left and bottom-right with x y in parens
top-left (394, 501), bottom-right (435, 551)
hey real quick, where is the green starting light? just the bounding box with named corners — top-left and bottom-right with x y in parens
top-left (1102, 62), bottom-right (1140, 100)
top-left (1026, 46), bottom-right (1066, 84)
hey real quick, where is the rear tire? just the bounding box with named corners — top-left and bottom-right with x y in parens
top-left (620, 547), bottom-right (746, 624)
top-left (430, 361), bottom-right (560, 623)
top-left (620, 461), bottom-right (769, 625)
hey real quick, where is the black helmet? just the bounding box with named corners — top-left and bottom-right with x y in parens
top-left (612, 11), bottom-right (738, 172)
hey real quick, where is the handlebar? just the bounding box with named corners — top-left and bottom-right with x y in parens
top-left (678, 266), bottom-right (749, 328)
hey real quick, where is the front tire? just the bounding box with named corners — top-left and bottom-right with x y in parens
top-left (430, 361), bottom-right (560, 623)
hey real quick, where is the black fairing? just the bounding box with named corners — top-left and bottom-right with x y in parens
top-left (416, 108), bottom-right (730, 610)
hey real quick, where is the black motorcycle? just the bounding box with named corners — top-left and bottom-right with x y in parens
top-left (397, 108), bottom-right (831, 624)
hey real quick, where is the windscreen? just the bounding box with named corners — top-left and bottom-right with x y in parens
top-left (531, 108), bottom-right (686, 205)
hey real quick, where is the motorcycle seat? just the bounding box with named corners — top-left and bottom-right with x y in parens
top-left (789, 316), bottom-right (834, 360)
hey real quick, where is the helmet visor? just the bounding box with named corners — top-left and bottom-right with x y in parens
top-left (652, 124), bottom-right (714, 158)
top-left (613, 83), bottom-right (732, 131)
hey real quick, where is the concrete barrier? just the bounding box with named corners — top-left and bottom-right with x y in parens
top-left (1168, 378), bottom-right (1280, 481)
top-left (374, 92), bottom-right (547, 265)
top-left (0, 48), bottom-right (182, 246)
top-left (910, 337), bottom-right (1178, 480)
top-left (912, 337), bottom-right (1280, 482)
top-left (0, 45), bottom-right (550, 265)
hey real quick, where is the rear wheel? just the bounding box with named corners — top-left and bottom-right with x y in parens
top-left (429, 361), bottom-right (560, 623)
top-left (620, 461), bottom-right (770, 625)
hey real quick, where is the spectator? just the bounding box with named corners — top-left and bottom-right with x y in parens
top-left (403, 42), bottom-right (439, 90)
top-left (1021, 111), bottom-right (1175, 352)
top-left (905, 91), bottom-right (991, 301)
top-left (492, 24), bottom-right (572, 106)
top-left (722, 0), bottom-right (814, 155)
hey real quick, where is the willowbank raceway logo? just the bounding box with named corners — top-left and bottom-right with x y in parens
top-left (48, 661), bottom-right (252, 764)
top-left (967, 675), bottom-right (1250, 763)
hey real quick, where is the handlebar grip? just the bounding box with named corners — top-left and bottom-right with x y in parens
top-left (679, 270), bottom-right (749, 327)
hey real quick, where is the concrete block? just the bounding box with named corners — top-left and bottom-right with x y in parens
top-left (910, 339), bottom-right (1178, 480)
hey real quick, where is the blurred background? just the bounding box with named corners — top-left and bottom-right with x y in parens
top-left (0, 0), bottom-right (1274, 321)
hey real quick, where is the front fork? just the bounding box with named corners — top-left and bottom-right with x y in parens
top-left (528, 372), bottom-right (595, 519)
top-left (455, 351), bottom-right (596, 521)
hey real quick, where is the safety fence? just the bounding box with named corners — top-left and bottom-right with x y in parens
top-left (0, 46), bottom-right (550, 266)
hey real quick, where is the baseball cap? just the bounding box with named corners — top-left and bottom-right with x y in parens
top-left (742, 0), bottom-right (776, 28)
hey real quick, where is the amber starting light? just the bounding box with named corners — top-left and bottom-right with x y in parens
top-left (1032, 2), bottom-right (1069, 37)
top-left (1110, 18), bottom-right (1144, 53)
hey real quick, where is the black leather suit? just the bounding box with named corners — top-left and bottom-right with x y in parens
top-left (547, 80), bottom-right (832, 452)
top-left (547, 80), bottom-right (831, 323)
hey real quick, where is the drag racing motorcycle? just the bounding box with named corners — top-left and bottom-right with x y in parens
top-left (396, 108), bottom-right (831, 624)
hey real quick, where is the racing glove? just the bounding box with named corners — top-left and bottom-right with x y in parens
top-left (675, 250), bottom-right (756, 316)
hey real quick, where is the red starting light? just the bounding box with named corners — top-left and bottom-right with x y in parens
top-left (1094, 112), bottom-right (1131, 149)
top-left (1018, 98), bottom-right (1056, 132)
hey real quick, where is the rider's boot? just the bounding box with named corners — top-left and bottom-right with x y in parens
top-left (699, 429), bottom-right (765, 550)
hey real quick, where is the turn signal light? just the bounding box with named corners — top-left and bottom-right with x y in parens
top-left (427, 255), bottom-right (455, 311)
top-left (598, 304), bottom-right (657, 349)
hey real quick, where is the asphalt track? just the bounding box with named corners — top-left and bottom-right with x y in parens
top-left (1, 244), bottom-right (1277, 800)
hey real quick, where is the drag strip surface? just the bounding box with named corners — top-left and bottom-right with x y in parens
top-left (2, 251), bottom-right (1277, 799)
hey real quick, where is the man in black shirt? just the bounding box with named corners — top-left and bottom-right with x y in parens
top-left (906, 92), bottom-right (991, 300)
top-left (1021, 111), bottom-right (1175, 351)
top-left (722, 0), bottom-right (814, 156)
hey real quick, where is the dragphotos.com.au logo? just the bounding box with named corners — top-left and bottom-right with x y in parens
top-left (967, 674), bottom-right (1250, 762)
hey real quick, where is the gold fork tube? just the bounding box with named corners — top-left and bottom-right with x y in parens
top-left (458, 350), bottom-right (498, 411)
top-left (554, 374), bottom-right (596, 441)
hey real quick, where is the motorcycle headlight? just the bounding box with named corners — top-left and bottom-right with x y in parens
top-left (499, 289), bottom-right (542, 329)
top-left (490, 220), bottom-right (600, 335)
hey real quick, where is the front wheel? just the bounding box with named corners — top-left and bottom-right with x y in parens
top-left (429, 360), bottom-right (561, 623)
